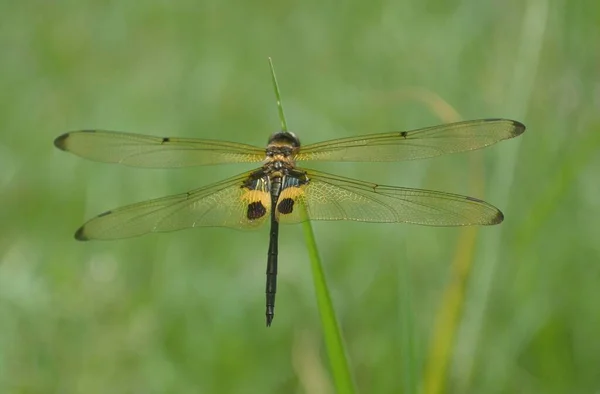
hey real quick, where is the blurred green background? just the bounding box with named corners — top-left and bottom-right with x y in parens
top-left (1, 1), bottom-right (599, 393)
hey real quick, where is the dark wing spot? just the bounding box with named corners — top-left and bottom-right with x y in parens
top-left (277, 198), bottom-right (295, 215)
top-left (97, 210), bottom-right (112, 217)
top-left (466, 196), bottom-right (483, 203)
top-left (400, 131), bottom-right (408, 138)
top-left (74, 226), bottom-right (89, 241)
top-left (247, 201), bottom-right (267, 220)
top-left (161, 137), bottom-right (170, 143)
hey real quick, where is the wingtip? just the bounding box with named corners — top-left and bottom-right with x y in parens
top-left (465, 196), bottom-right (505, 225)
top-left (485, 118), bottom-right (526, 138)
top-left (74, 226), bottom-right (89, 241)
top-left (491, 209), bottom-right (504, 225)
top-left (510, 120), bottom-right (526, 137)
top-left (54, 133), bottom-right (69, 151)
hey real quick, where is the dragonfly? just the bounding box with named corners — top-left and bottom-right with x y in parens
top-left (54, 118), bottom-right (525, 326)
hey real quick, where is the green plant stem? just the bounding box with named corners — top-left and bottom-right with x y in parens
top-left (268, 57), bottom-right (355, 394)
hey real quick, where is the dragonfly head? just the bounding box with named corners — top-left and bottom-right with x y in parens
top-left (268, 131), bottom-right (300, 148)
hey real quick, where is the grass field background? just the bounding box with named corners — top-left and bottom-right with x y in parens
top-left (1, 1), bottom-right (599, 393)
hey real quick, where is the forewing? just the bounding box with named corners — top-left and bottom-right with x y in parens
top-left (295, 119), bottom-right (525, 162)
top-left (76, 171), bottom-right (271, 240)
top-left (276, 169), bottom-right (502, 226)
top-left (54, 130), bottom-right (265, 167)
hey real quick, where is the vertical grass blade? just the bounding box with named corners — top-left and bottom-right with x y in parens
top-left (455, 2), bottom-right (547, 390)
top-left (423, 227), bottom-right (479, 394)
top-left (398, 241), bottom-right (417, 394)
top-left (420, 103), bottom-right (472, 394)
top-left (268, 58), bottom-right (355, 394)
top-left (268, 57), bottom-right (289, 133)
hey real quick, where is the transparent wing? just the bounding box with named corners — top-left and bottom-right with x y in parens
top-left (54, 130), bottom-right (265, 167)
top-left (75, 171), bottom-right (271, 240)
top-left (276, 169), bottom-right (502, 226)
top-left (295, 119), bottom-right (525, 162)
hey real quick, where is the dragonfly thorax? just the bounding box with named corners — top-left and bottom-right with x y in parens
top-left (265, 131), bottom-right (300, 169)
top-left (262, 154), bottom-right (297, 174)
